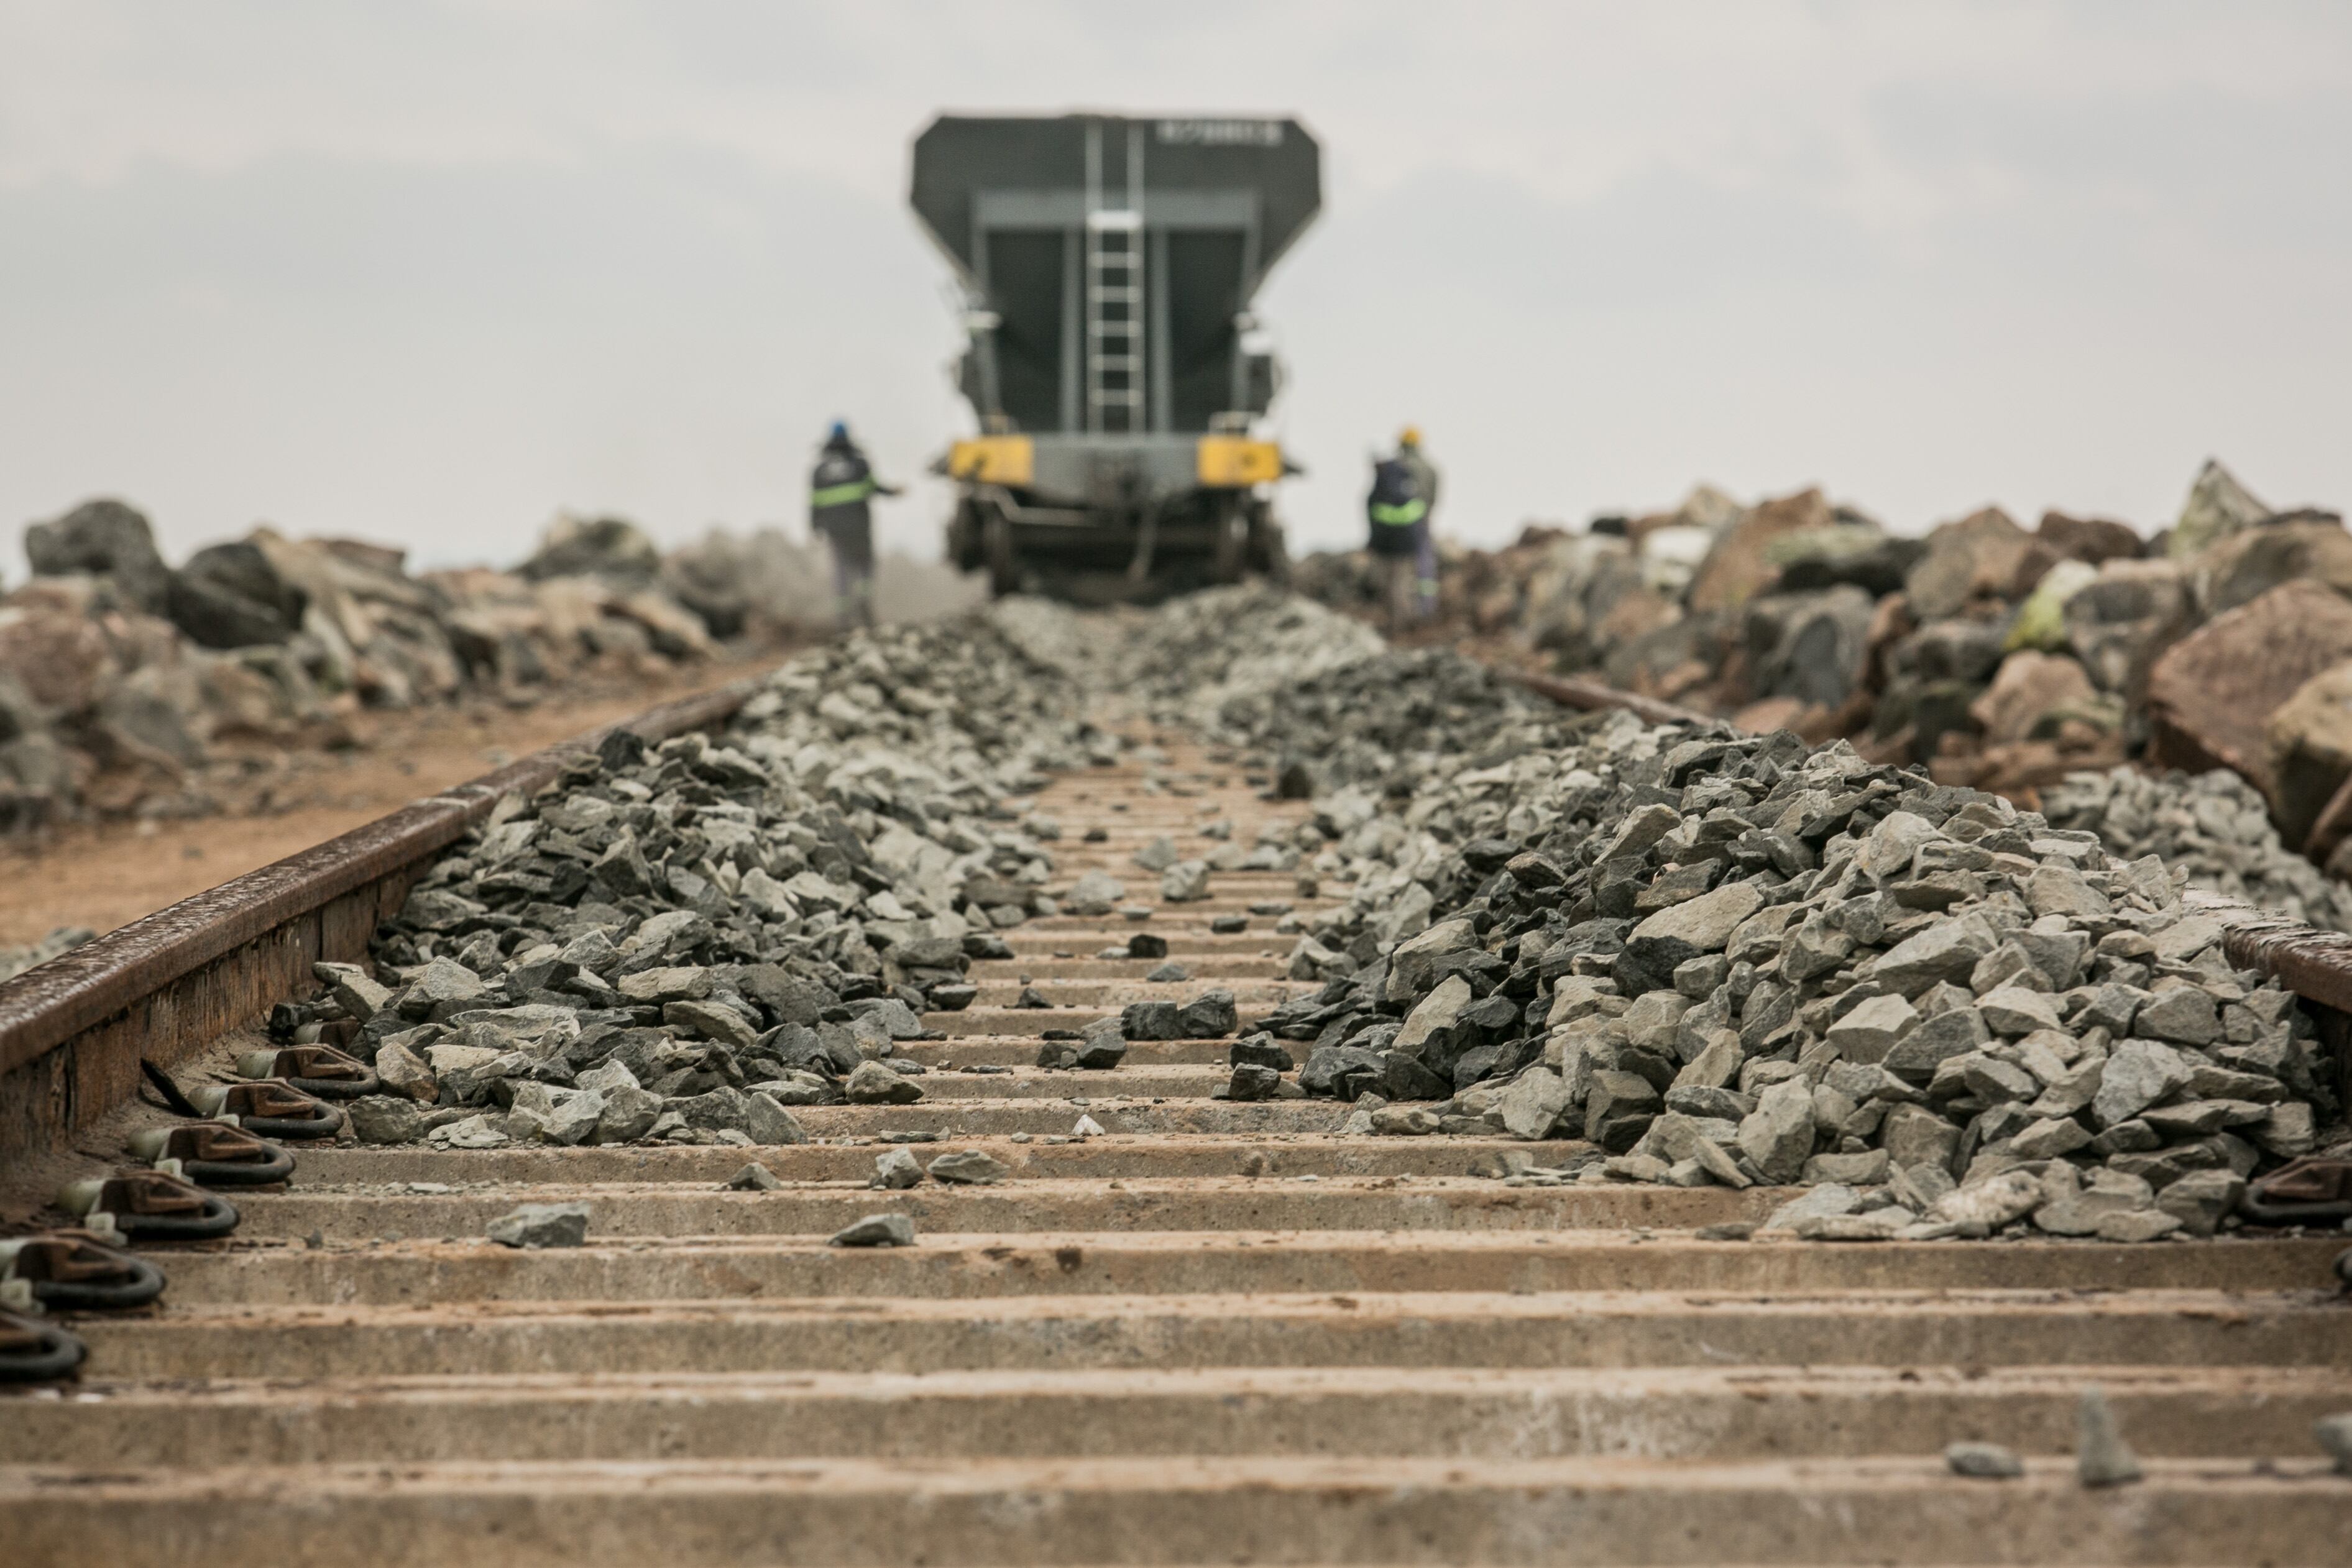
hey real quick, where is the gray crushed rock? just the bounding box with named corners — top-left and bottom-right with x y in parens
top-left (830, 1213), bottom-right (916, 1248)
top-left (486, 1202), bottom-right (589, 1249)
top-left (304, 607), bottom-right (1091, 1149)
top-left (2045, 766), bottom-right (2352, 932)
top-left (303, 587), bottom-right (2352, 1258)
top-left (927, 1150), bottom-right (1009, 1185)
top-left (1944, 1441), bottom-right (2023, 1479)
top-left (2075, 1385), bottom-right (2143, 1487)
top-left (871, 1148), bottom-right (923, 1190)
top-left (1239, 649), bottom-right (2347, 1243)
top-left (2317, 1413), bottom-right (2352, 1475)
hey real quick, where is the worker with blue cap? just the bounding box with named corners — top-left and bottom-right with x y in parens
top-left (809, 421), bottom-right (901, 628)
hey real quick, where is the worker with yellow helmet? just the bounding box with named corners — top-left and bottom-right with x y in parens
top-left (1366, 425), bottom-right (1441, 633)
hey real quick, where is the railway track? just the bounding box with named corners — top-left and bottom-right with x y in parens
top-left (2, 628), bottom-right (2350, 1566)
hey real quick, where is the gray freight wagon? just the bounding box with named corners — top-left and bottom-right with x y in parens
top-left (911, 112), bottom-right (1321, 599)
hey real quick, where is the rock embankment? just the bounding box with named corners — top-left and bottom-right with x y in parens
top-left (1296, 459), bottom-right (2352, 871)
top-left (1, 500), bottom-right (977, 830)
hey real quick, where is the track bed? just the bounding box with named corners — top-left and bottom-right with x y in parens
top-left (3, 684), bottom-right (2349, 1566)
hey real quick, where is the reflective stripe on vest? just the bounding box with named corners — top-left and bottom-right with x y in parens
top-left (811, 477), bottom-right (877, 508)
top-left (1370, 498), bottom-right (1428, 526)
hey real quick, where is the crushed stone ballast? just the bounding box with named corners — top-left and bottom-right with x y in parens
top-left (2, 588), bottom-right (2348, 1567)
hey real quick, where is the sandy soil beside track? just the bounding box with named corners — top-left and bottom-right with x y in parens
top-left (0, 651), bottom-right (786, 948)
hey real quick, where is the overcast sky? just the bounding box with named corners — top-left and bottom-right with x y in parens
top-left (4, 1), bottom-right (2349, 579)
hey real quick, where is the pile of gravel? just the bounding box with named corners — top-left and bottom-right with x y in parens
top-left (324, 608), bottom-right (1094, 1150)
top-left (315, 585), bottom-right (2352, 1247)
top-left (1099, 585), bottom-right (1384, 730)
top-left (1212, 646), bottom-right (1584, 797)
top-left (2044, 766), bottom-right (2352, 933)
top-left (1258, 704), bottom-right (2343, 1241)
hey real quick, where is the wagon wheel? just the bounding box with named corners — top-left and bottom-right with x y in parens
top-left (983, 505), bottom-right (1019, 597)
top-left (1205, 498), bottom-right (1246, 585)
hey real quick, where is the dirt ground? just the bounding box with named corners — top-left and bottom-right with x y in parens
top-left (0, 651), bottom-right (787, 949)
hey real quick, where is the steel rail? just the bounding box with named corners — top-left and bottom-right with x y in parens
top-left (0, 676), bottom-right (765, 1160)
top-left (2185, 890), bottom-right (2352, 1016)
top-left (2184, 891), bottom-right (2352, 1099)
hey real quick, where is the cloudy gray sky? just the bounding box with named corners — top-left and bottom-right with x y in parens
top-left (4, 1), bottom-right (2348, 579)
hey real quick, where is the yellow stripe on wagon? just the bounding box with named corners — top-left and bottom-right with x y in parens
top-left (947, 436), bottom-right (1035, 486)
top-left (1196, 436), bottom-right (1284, 487)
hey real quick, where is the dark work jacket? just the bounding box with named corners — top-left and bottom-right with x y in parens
top-left (1366, 456), bottom-right (1434, 557)
top-left (810, 446), bottom-right (878, 548)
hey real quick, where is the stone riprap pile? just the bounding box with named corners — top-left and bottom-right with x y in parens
top-left (1096, 584), bottom-right (1385, 733)
top-left (294, 586), bottom-right (2346, 1247)
top-left (1211, 644), bottom-right (1581, 797)
top-left (1295, 459), bottom-right (2352, 870)
top-left (325, 610), bottom-right (1090, 1150)
top-left (0, 500), bottom-right (978, 831)
top-left (1252, 694), bottom-right (2344, 1241)
top-left (2044, 766), bottom-right (2352, 933)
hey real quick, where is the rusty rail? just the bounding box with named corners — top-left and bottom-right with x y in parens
top-left (0, 675), bottom-right (765, 1160)
top-left (1513, 670), bottom-right (1722, 730)
top-left (2184, 891), bottom-right (2352, 1105)
top-left (2186, 890), bottom-right (2352, 1016)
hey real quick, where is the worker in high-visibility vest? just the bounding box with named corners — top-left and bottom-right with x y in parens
top-left (809, 421), bottom-right (902, 629)
top-left (1366, 426), bottom-right (1440, 635)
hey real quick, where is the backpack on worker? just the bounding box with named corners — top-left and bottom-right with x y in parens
top-left (1366, 459), bottom-right (1427, 554)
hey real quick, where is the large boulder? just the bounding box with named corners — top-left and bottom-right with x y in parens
top-left (1901, 618), bottom-right (2008, 686)
top-left (1602, 612), bottom-right (1725, 697)
top-left (2167, 457), bottom-right (2270, 559)
top-left (2036, 510), bottom-right (2144, 567)
top-left (98, 664), bottom-right (209, 768)
top-left (2264, 658), bottom-right (2352, 851)
top-left (2194, 515), bottom-right (2352, 615)
top-left (1937, 645), bottom-right (2126, 804)
top-left (1518, 535), bottom-right (1641, 663)
top-left (0, 604), bottom-right (113, 712)
top-left (0, 672), bottom-right (40, 745)
top-left (519, 515), bottom-right (661, 585)
top-left (1765, 523), bottom-right (1925, 597)
top-left (0, 731), bottom-right (86, 829)
top-left (1904, 507), bottom-right (2052, 623)
top-left (24, 498), bottom-right (171, 614)
top-left (1872, 618), bottom-right (2007, 763)
top-left (1738, 585), bottom-right (1876, 710)
top-left (2062, 559), bottom-right (2195, 697)
top-left (659, 529), bottom-right (832, 640)
top-left (1626, 483), bottom-right (1743, 550)
top-left (167, 541), bottom-right (308, 649)
top-left (1685, 487), bottom-right (1833, 614)
top-left (2001, 559), bottom-right (2100, 653)
top-left (2146, 579), bottom-right (2352, 796)
top-left (610, 591), bottom-right (715, 661)
top-left (1968, 651), bottom-right (2106, 746)
top-left (1635, 525), bottom-right (1716, 597)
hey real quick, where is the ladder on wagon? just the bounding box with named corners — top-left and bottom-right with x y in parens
top-left (1083, 121), bottom-right (1147, 435)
